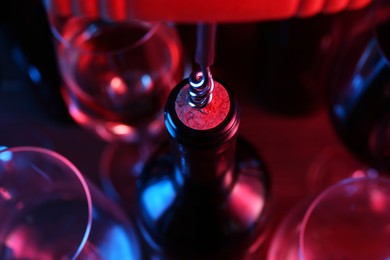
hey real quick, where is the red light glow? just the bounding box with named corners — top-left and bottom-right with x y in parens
top-left (109, 77), bottom-right (127, 96)
top-left (48, 0), bottom-right (372, 23)
top-left (370, 188), bottom-right (388, 213)
top-left (228, 179), bottom-right (265, 228)
top-left (0, 187), bottom-right (12, 200)
top-left (68, 102), bottom-right (89, 125)
top-left (111, 124), bottom-right (134, 136)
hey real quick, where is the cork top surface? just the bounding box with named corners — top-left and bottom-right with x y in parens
top-left (175, 81), bottom-right (230, 130)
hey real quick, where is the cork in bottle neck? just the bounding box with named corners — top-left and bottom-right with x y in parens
top-left (165, 78), bottom-right (239, 149)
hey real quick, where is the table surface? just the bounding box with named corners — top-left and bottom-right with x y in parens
top-left (0, 15), bottom-right (366, 259)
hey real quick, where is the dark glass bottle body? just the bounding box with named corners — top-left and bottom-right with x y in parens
top-left (134, 78), bottom-right (270, 259)
top-left (327, 10), bottom-right (390, 172)
top-left (1, 0), bottom-right (70, 122)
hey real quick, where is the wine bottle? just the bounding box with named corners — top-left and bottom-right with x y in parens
top-left (1, 0), bottom-right (71, 122)
top-left (134, 76), bottom-right (270, 259)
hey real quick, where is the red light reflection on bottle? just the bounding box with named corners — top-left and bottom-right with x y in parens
top-left (228, 176), bottom-right (266, 228)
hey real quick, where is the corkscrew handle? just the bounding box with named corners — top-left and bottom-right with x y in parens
top-left (188, 23), bottom-right (217, 108)
top-left (195, 23), bottom-right (217, 71)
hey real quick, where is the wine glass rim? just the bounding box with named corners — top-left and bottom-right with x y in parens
top-left (298, 175), bottom-right (390, 259)
top-left (50, 16), bottom-right (163, 56)
top-left (329, 4), bottom-right (389, 65)
top-left (0, 146), bottom-right (93, 260)
top-left (373, 31), bottom-right (390, 66)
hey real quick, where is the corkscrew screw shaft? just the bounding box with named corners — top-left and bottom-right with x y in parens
top-left (188, 23), bottom-right (217, 108)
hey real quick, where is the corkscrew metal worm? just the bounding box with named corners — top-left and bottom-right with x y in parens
top-left (188, 23), bottom-right (217, 108)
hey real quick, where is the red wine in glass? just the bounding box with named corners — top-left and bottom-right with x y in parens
top-left (328, 20), bottom-right (390, 172)
top-left (57, 18), bottom-right (183, 142)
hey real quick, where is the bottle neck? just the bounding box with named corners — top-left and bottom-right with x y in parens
top-left (170, 131), bottom-right (237, 185)
top-left (164, 78), bottom-right (240, 193)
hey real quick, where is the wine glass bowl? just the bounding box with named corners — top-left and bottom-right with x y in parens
top-left (268, 175), bottom-right (390, 260)
top-left (306, 143), bottom-right (379, 196)
top-left (327, 2), bottom-right (390, 172)
top-left (0, 147), bottom-right (91, 259)
top-left (49, 16), bottom-right (184, 143)
top-left (300, 176), bottom-right (390, 260)
top-left (44, 2), bottom-right (186, 209)
top-left (0, 147), bottom-right (141, 259)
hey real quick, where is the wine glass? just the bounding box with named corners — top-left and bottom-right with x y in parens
top-left (306, 142), bottom-right (379, 196)
top-left (299, 176), bottom-right (390, 260)
top-left (305, 0), bottom-right (389, 191)
top-left (326, 0), bottom-right (390, 173)
top-left (268, 175), bottom-right (390, 260)
top-left (44, 2), bottom-right (185, 208)
top-left (0, 146), bottom-right (141, 259)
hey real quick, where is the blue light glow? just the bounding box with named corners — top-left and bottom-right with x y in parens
top-left (142, 178), bottom-right (176, 220)
top-left (98, 225), bottom-right (140, 260)
top-left (351, 74), bottom-right (363, 91)
top-left (141, 75), bottom-right (152, 90)
top-left (165, 112), bottom-right (178, 138)
top-left (333, 104), bottom-right (346, 120)
top-left (0, 151), bottom-right (13, 162)
top-left (28, 65), bottom-right (42, 85)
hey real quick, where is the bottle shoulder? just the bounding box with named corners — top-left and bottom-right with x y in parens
top-left (135, 137), bottom-right (270, 259)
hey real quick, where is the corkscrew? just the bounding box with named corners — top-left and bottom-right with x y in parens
top-left (188, 23), bottom-right (217, 108)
